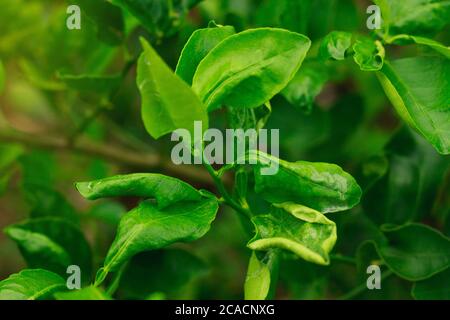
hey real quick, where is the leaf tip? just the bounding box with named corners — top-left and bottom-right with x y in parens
top-left (75, 181), bottom-right (92, 199)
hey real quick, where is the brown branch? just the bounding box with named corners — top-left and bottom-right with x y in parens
top-left (0, 129), bottom-right (215, 187)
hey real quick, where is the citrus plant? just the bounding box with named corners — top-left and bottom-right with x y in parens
top-left (0, 0), bottom-right (448, 300)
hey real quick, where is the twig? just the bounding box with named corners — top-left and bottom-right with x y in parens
top-left (0, 129), bottom-right (214, 186)
top-left (203, 160), bottom-right (252, 219)
top-left (331, 254), bottom-right (357, 265)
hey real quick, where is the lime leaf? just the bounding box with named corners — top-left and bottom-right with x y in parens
top-left (248, 203), bottom-right (337, 265)
top-left (319, 31), bottom-right (352, 61)
top-left (176, 22), bottom-right (235, 85)
top-left (0, 269), bottom-right (65, 300)
top-left (192, 28), bottom-right (311, 111)
top-left (137, 38), bottom-right (208, 139)
top-left (377, 56), bottom-right (450, 154)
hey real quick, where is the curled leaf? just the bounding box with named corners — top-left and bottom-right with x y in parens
top-left (319, 31), bottom-right (352, 61)
top-left (353, 38), bottom-right (385, 71)
top-left (253, 152), bottom-right (362, 213)
top-left (248, 203), bottom-right (337, 265)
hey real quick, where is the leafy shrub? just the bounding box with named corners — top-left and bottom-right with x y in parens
top-left (0, 0), bottom-right (448, 300)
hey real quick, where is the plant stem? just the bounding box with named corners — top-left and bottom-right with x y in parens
top-left (0, 128), bottom-right (213, 186)
top-left (337, 270), bottom-right (394, 300)
top-left (202, 160), bottom-right (252, 219)
top-left (331, 254), bottom-right (357, 265)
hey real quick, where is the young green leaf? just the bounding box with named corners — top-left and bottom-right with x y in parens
top-left (95, 198), bottom-right (218, 285)
top-left (54, 286), bottom-right (112, 300)
top-left (387, 34), bottom-right (450, 58)
top-left (192, 28), bottom-right (311, 111)
top-left (248, 203), bottom-right (337, 265)
top-left (353, 38), bottom-right (385, 71)
top-left (76, 173), bottom-right (202, 209)
top-left (76, 173), bottom-right (218, 284)
top-left (0, 269), bottom-right (65, 300)
top-left (374, 0), bottom-right (450, 36)
top-left (377, 56), bottom-right (450, 154)
top-left (137, 38), bottom-right (208, 139)
top-left (319, 31), bottom-right (352, 61)
top-left (281, 60), bottom-right (329, 113)
top-left (176, 22), bottom-right (236, 85)
top-left (253, 152), bottom-right (362, 213)
top-left (376, 224), bottom-right (450, 281)
top-left (4, 218), bottom-right (92, 278)
top-left (412, 268), bottom-right (450, 300)
top-left (244, 251), bottom-right (279, 300)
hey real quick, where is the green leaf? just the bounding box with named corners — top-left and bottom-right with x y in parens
top-left (76, 173), bottom-right (202, 209)
top-left (23, 185), bottom-right (79, 224)
top-left (281, 60), bottom-right (329, 113)
top-left (363, 128), bottom-right (449, 225)
top-left (96, 198), bottom-right (218, 285)
top-left (110, 0), bottom-right (201, 37)
top-left (74, 0), bottom-right (124, 45)
top-left (412, 268), bottom-right (450, 300)
top-left (176, 22), bottom-right (236, 85)
top-left (374, 0), bottom-right (450, 36)
top-left (377, 56), bottom-right (450, 154)
top-left (244, 251), bottom-right (279, 300)
top-left (387, 34), bottom-right (450, 58)
top-left (137, 37), bottom-right (208, 139)
top-left (4, 218), bottom-right (92, 278)
top-left (253, 152), bottom-right (362, 213)
top-left (0, 269), bottom-right (65, 300)
top-left (76, 174), bottom-right (219, 284)
top-left (192, 28), bottom-right (311, 111)
top-left (248, 203), bottom-right (337, 265)
top-left (57, 73), bottom-right (121, 93)
top-left (376, 224), bottom-right (450, 281)
top-left (120, 249), bottom-right (207, 299)
top-left (54, 286), bottom-right (111, 300)
top-left (319, 31), bottom-right (352, 61)
top-left (353, 38), bottom-right (385, 71)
